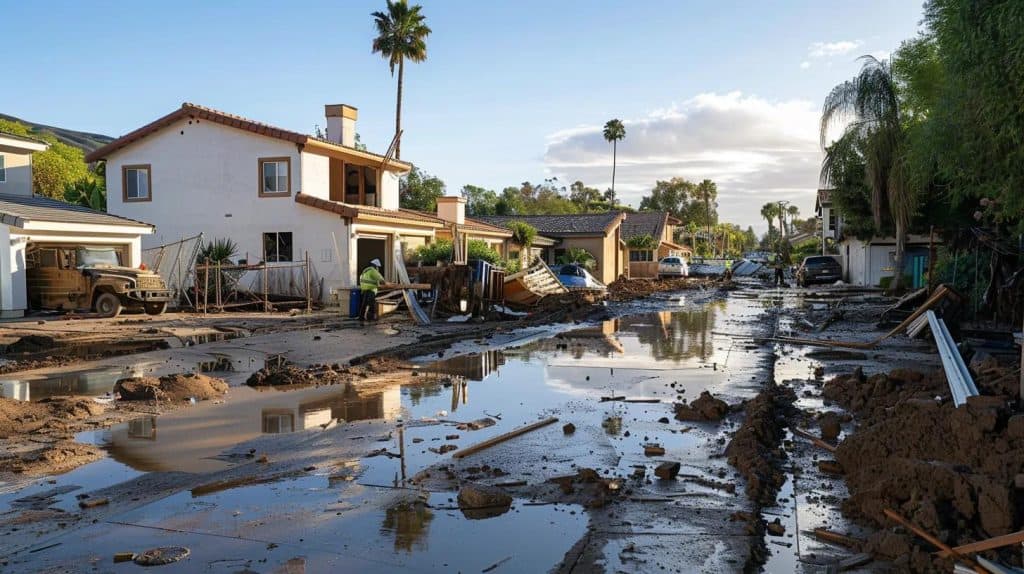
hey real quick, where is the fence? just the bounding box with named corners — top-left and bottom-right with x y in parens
top-left (142, 233), bottom-right (204, 309)
top-left (193, 252), bottom-right (316, 313)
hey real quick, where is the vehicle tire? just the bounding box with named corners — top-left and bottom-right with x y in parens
top-left (95, 292), bottom-right (123, 317)
top-left (144, 302), bottom-right (168, 316)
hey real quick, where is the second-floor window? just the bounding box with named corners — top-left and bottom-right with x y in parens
top-left (263, 231), bottom-right (293, 262)
top-left (123, 165), bottom-right (151, 202)
top-left (259, 157), bottom-right (291, 196)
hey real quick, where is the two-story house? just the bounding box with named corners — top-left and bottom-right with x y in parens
top-left (0, 131), bottom-right (156, 317)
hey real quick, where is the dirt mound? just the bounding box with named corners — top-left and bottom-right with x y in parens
top-left (4, 334), bottom-right (57, 354)
top-left (115, 373), bottom-right (228, 401)
top-left (0, 396), bottom-right (105, 438)
top-left (246, 363), bottom-right (348, 387)
top-left (674, 391), bottom-right (730, 421)
top-left (607, 277), bottom-right (706, 302)
top-left (726, 385), bottom-right (797, 506)
top-left (1, 440), bottom-right (103, 475)
top-left (828, 361), bottom-right (1024, 571)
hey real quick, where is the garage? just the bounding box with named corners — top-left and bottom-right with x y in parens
top-left (0, 194), bottom-right (156, 318)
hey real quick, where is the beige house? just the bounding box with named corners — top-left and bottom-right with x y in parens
top-left (621, 212), bottom-right (689, 277)
top-left (479, 213), bottom-right (626, 284)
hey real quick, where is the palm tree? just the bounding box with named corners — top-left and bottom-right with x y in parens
top-left (695, 179), bottom-right (717, 247)
top-left (372, 0), bottom-right (431, 160)
top-left (602, 119), bottom-right (626, 207)
top-left (820, 56), bottom-right (912, 291)
top-left (786, 205), bottom-right (800, 235)
top-left (761, 203), bottom-right (778, 242)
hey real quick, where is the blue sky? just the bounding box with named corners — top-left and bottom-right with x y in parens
top-left (1, 0), bottom-right (925, 231)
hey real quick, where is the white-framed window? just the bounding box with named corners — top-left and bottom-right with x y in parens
top-left (122, 165), bottom-right (151, 201)
top-left (0, 154), bottom-right (5, 183)
top-left (259, 157), bottom-right (290, 196)
top-left (263, 231), bottom-right (293, 262)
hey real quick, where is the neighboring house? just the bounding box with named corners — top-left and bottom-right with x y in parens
top-left (0, 131), bottom-right (156, 318)
top-left (478, 212), bottom-right (626, 285)
top-left (816, 188), bottom-right (936, 288)
top-left (620, 211), bottom-right (689, 278)
top-left (432, 196), bottom-right (514, 259)
top-left (86, 104), bottom-right (517, 301)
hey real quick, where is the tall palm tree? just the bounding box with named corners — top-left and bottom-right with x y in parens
top-left (760, 202), bottom-right (778, 242)
top-left (372, 0), bottom-right (431, 160)
top-left (695, 179), bottom-right (717, 246)
top-left (603, 119), bottom-right (626, 207)
top-left (786, 205), bottom-right (800, 235)
top-left (820, 56), bottom-right (912, 291)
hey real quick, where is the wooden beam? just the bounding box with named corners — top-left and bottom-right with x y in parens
top-left (935, 530), bottom-right (1024, 558)
top-left (883, 509), bottom-right (986, 573)
top-left (452, 417), bottom-right (559, 459)
top-left (791, 427), bottom-right (837, 453)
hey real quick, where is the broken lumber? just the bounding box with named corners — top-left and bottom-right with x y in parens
top-left (810, 527), bottom-right (863, 550)
top-left (379, 283), bottom-right (432, 291)
top-left (935, 530), bottom-right (1024, 559)
top-left (452, 417), bottom-right (558, 459)
top-left (884, 509), bottom-right (986, 573)
top-left (791, 427), bottom-right (837, 453)
top-left (835, 553), bottom-right (873, 571)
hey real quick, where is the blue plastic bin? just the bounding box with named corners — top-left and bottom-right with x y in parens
top-left (349, 289), bottom-right (361, 318)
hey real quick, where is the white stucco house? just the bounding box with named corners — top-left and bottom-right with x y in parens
top-left (0, 131), bottom-right (156, 318)
top-left (86, 103), bottom-right (512, 302)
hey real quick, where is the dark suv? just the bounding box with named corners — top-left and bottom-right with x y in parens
top-left (796, 256), bottom-right (842, 287)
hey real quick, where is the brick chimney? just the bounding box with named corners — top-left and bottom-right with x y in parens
top-left (324, 104), bottom-right (358, 147)
top-left (436, 196), bottom-right (466, 225)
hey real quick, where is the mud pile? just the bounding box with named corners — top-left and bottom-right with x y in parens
top-left (245, 363), bottom-right (349, 387)
top-left (725, 385), bottom-right (797, 506)
top-left (674, 390), bottom-right (730, 421)
top-left (606, 277), bottom-right (705, 302)
top-left (115, 373), bottom-right (228, 401)
top-left (0, 396), bottom-right (104, 438)
top-left (4, 440), bottom-right (103, 475)
top-left (826, 360), bottom-right (1024, 570)
top-left (4, 335), bottom-right (57, 354)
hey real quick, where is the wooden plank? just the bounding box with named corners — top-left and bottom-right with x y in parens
top-left (791, 427), bottom-right (837, 453)
top-left (379, 283), bottom-right (432, 291)
top-left (452, 417), bottom-right (559, 459)
top-left (835, 552), bottom-right (873, 571)
top-left (811, 527), bottom-right (863, 549)
top-left (935, 530), bottom-right (1024, 558)
top-left (884, 509), bottom-right (986, 573)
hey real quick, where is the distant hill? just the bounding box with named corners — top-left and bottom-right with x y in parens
top-left (0, 113), bottom-right (114, 154)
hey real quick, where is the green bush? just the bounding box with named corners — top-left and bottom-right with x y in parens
top-left (626, 234), bottom-right (658, 250)
top-left (558, 247), bottom-right (596, 270)
top-left (503, 258), bottom-right (522, 274)
top-left (468, 239), bottom-right (502, 265)
top-left (415, 239), bottom-right (453, 265)
top-left (507, 221), bottom-right (537, 248)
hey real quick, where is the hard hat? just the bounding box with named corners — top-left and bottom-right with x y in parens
top-left (370, 258), bottom-right (382, 267)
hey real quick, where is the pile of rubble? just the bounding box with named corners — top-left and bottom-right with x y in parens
top-left (115, 373), bottom-right (228, 401)
top-left (606, 277), bottom-right (708, 302)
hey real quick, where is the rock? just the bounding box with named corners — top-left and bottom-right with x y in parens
top-left (766, 519), bottom-right (785, 536)
top-left (817, 460), bottom-right (844, 475)
top-left (654, 462), bottom-right (681, 480)
top-left (674, 391), bottom-right (729, 422)
top-left (657, 417), bottom-right (670, 424)
top-left (457, 484), bottom-right (512, 519)
top-left (644, 444), bottom-right (666, 456)
top-left (429, 444), bottom-right (458, 454)
top-left (818, 411), bottom-right (842, 441)
top-left (458, 418), bottom-right (497, 431)
top-left (563, 423), bottom-right (576, 435)
top-left (134, 546), bottom-right (191, 566)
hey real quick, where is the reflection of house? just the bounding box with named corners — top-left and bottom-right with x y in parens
top-left (816, 189), bottom-right (936, 287)
top-left (262, 385), bottom-right (401, 432)
top-left (0, 131), bottom-right (156, 317)
top-left (478, 213), bottom-right (626, 284)
top-left (621, 212), bottom-right (689, 278)
top-left (426, 350), bottom-right (505, 381)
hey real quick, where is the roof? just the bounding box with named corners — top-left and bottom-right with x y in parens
top-left (295, 194), bottom-right (442, 227)
top-left (477, 212), bottom-right (624, 236)
top-left (0, 193), bottom-right (153, 229)
top-left (621, 211), bottom-right (673, 243)
top-left (816, 189), bottom-right (833, 211)
top-left (85, 103), bottom-right (412, 171)
top-left (0, 131), bottom-right (49, 152)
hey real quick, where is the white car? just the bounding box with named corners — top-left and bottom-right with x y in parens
top-left (657, 256), bottom-right (689, 278)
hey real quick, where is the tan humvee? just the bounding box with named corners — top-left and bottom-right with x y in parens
top-left (25, 244), bottom-right (173, 317)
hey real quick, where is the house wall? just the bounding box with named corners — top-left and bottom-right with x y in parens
top-left (557, 234), bottom-right (622, 285)
top-left (0, 150), bottom-right (33, 196)
top-left (0, 225), bottom-right (26, 317)
top-left (841, 236), bottom-right (932, 287)
top-left (105, 118), bottom-right (354, 294)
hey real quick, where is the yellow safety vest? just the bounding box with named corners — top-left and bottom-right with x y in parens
top-left (359, 266), bottom-right (385, 293)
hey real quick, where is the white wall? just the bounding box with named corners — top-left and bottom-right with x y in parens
top-left (380, 171), bottom-right (400, 210)
top-left (0, 150), bottom-right (33, 196)
top-left (300, 152), bottom-right (330, 200)
top-left (105, 119), bottom-right (353, 293)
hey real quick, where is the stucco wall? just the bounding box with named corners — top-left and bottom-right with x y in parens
top-left (0, 151), bottom-right (33, 196)
top-left (105, 119), bottom-right (354, 293)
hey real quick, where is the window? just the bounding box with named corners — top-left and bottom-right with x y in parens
top-left (828, 211), bottom-right (837, 231)
top-left (345, 164), bottom-right (360, 203)
top-left (0, 154), bottom-right (5, 183)
top-left (362, 166), bottom-right (378, 207)
top-left (337, 162), bottom-right (380, 206)
top-left (630, 250), bottom-right (654, 262)
top-left (263, 232), bottom-right (293, 262)
top-left (259, 157), bottom-right (291, 196)
top-left (122, 165), bottom-right (151, 202)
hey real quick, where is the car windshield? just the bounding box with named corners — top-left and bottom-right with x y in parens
top-left (77, 247), bottom-right (120, 267)
top-left (662, 258), bottom-right (679, 264)
top-left (805, 257), bottom-right (835, 266)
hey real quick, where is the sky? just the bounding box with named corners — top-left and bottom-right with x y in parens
top-left (1, 0), bottom-right (926, 232)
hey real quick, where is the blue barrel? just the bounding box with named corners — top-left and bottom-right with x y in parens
top-left (349, 289), bottom-right (361, 318)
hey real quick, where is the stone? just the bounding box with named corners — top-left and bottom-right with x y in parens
top-left (654, 461), bottom-right (681, 480)
top-left (562, 423), bottom-right (576, 435)
top-left (674, 391), bottom-right (729, 422)
top-left (766, 519), bottom-right (785, 536)
top-left (644, 444), bottom-right (666, 456)
top-left (457, 484), bottom-right (512, 520)
top-left (818, 412), bottom-right (842, 441)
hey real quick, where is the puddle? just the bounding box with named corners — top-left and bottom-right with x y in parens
top-left (0, 340), bottom-right (170, 363)
top-left (0, 362), bottom-right (162, 402)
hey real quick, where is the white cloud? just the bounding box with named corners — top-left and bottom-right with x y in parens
top-left (543, 92), bottom-right (822, 232)
top-left (808, 40), bottom-right (862, 58)
top-left (800, 61), bottom-right (811, 70)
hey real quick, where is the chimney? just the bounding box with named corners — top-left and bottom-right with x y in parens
top-left (324, 104), bottom-right (358, 147)
top-left (436, 196), bottom-right (466, 225)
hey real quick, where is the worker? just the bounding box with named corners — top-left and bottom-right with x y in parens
top-left (358, 258), bottom-right (389, 323)
top-left (773, 252), bottom-right (785, 286)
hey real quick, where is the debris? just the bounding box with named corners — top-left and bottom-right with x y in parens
top-left (674, 391), bottom-right (729, 421)
top-left (810, 528), bottom-right (864, 550)
top-left (925, 310), bottom-right (979, 407)
top-left (562, 423), bottom-right (576, 434)
top-left (457, 484), bottom-right (512, 519)
top-left (115, 373), bottom-right (228, 401)
top-left (643, 444), bottom-right (666, 456)
top-left (818, 411), bottom-right (842, 441)
top-left (654, 461), bottom-right (681, 480)
top-left (936, 530), bottom-right (1024, 559)
top-left (883, 508), bottom-right (984, 571)
top-left (790, 427), bottom-right (837, 453)
top-left (113, 552), bottom-right (135, 563)
top-left (481, 556), bottom-right (513, 572)
top-left (77, 497), bottom-right (109, 509)
top-left (726, 385), bottom-right (797, 505)
top-left (766, 519), bottom-right (786, 536)
top-left (456, 418), bottom-right (497, 431)
top-left (453, 417), bottom-right (559, 459)
top-left (835, 553), bottom-right (873, 571)
top-left (817, 460), bottom-right (844, 475)
top-left (133, 546), bottom-right (191, 566)
top-left (429, 444), bottom-right (458, 455)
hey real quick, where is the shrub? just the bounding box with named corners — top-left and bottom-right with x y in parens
top-left (558, 247), bottom-right (596, 270)
top-left (626, 234), bottom-right (658, 250)
top-left (468, 239), bottom-right (502, 265)
top-left (415, 239), bottom-right (453, 265)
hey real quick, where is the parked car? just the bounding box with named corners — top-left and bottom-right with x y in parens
top-left (796, 255), bottom-right (842, 287)
top-left (552, 264), bottom-right (605, 289)
top-left (657, 256), bottom-right (689, 279)
top-left (26, 245), bottom-right (173, 317)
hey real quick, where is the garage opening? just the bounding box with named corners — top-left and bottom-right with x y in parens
top-left (356, 237), bottom-right (388, 280)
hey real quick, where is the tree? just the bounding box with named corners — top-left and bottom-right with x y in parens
top-left (638, 177), bottom-right (694, 221)
top-left (461, 184), bottom-right (498, 216)
top-left (371, 0), bottom-right (431, 160)
top-left (626, 234), bottom-right (658, 250)
top-left (558, 247), bottom-right (596, 270)
top-left (694, 179), bottom-right (718, 245)
top-left (569, 180), bottom-right (604, 211)
top-left (0, 118), bottom-right (93, 199)
top-left (821, 56), bottom-right (914, 291)
top-left (602, 119), bottom-right (626, 207)
top-left (399, 166), bottom-right (445, 211)
top-left (63, 178), bottom-right (106, 211)
top-left (760, 203), bottom-right (779, 240)
top-left (786, 205), bottom-right (800, 235)
top-left (507, 220), bottom-right (537, 266)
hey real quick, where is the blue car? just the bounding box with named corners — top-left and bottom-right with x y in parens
top-left (552, 264), bottom-right (605, 289)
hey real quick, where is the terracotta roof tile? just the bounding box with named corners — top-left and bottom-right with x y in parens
top-left (477, 212), bottom-right (624, 236)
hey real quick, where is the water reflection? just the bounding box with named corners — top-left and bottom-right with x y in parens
top-left (0, 364), bottom-right (152, 402)
top-left (381, 499), bottom-right (434, 553)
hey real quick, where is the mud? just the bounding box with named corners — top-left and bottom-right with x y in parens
top-left (115, 373), bottom-right (228, 401)
top-left (606, 276), bottom-right (712, 302)
top-left (826, 359), bottom-right (1024, 571)
top-left (0, 396), bottom-right (104, 438)
top-left (726, 385), bottom-right (797, 506)
top-left (674, 390), bottom-right (730, 421)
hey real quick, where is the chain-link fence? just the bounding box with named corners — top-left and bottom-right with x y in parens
top-left (142, 233), bottom-right (203, 309)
